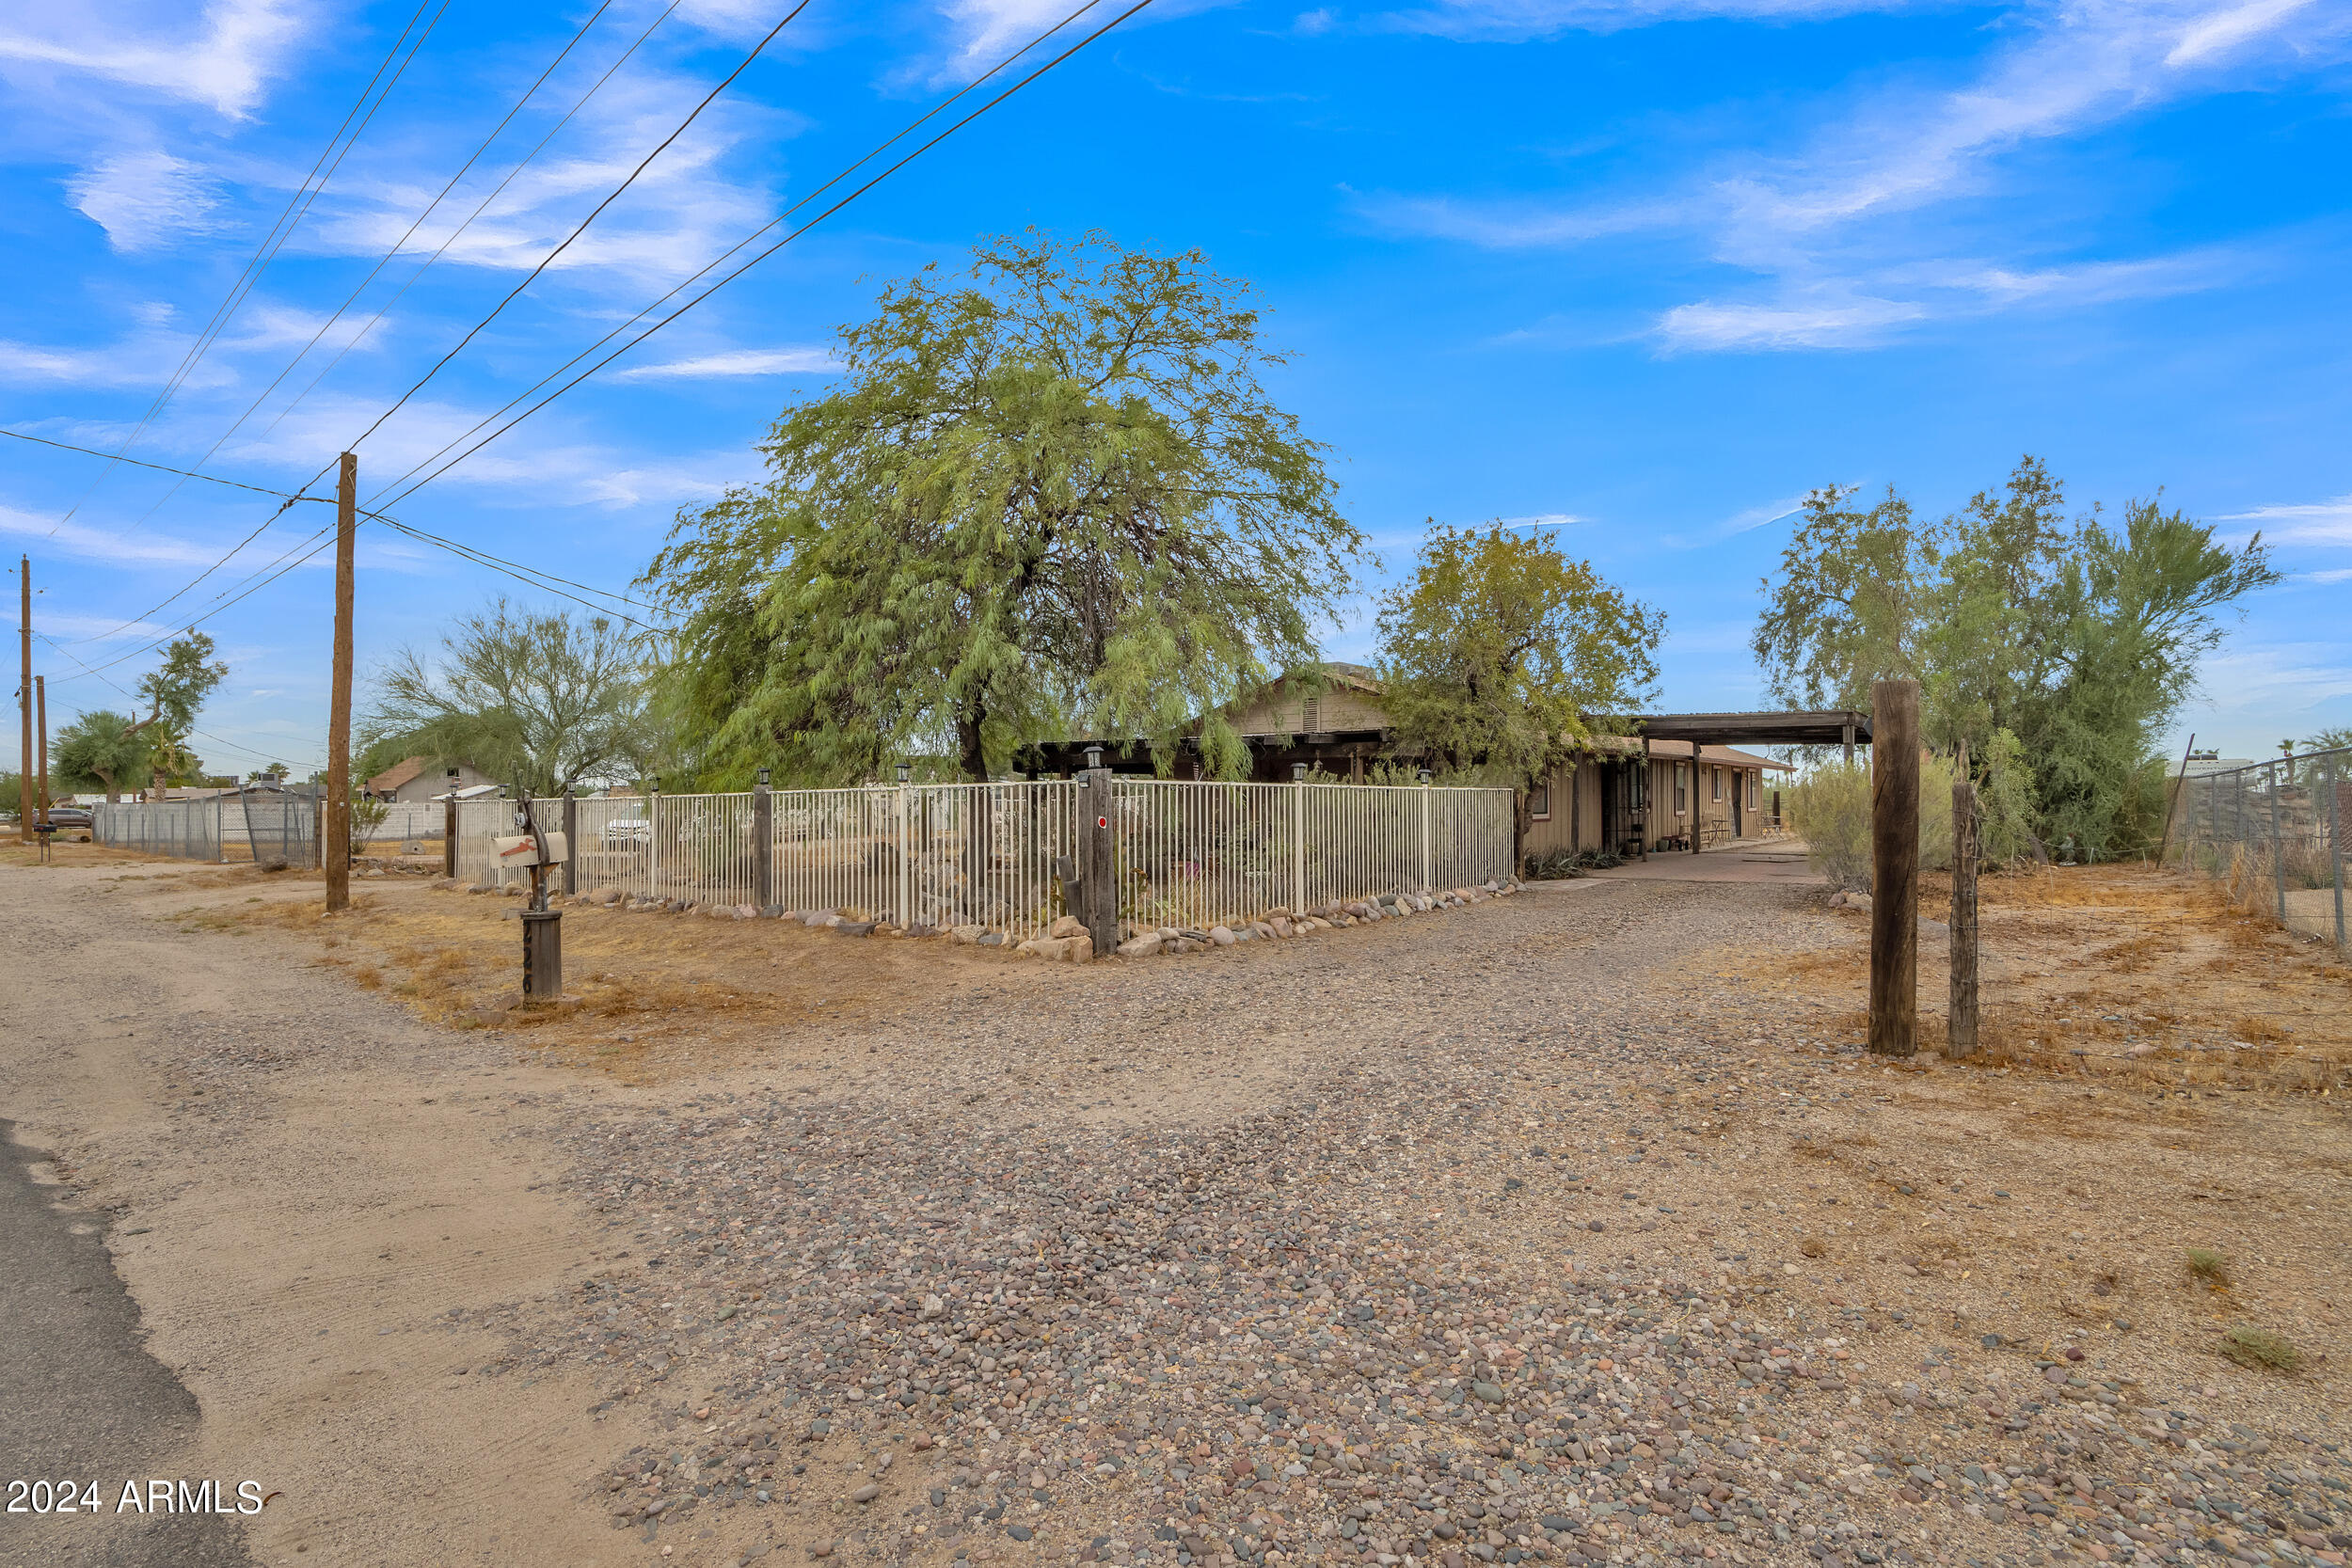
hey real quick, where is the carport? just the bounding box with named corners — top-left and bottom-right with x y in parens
top-left (1631, 709), bottom-right (1873, 856)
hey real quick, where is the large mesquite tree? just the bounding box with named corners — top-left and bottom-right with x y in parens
top-left (1375, 523), bottom-right (1664, 856)
top-left (643, 232), bottom-right (1364, 784)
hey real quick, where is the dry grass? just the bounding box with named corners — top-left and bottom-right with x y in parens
top-left (1765, 865), bottom-right (2350, 1095)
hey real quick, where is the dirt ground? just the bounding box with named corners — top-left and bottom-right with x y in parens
top-left (1, 845), bottom-right (2346, 1568)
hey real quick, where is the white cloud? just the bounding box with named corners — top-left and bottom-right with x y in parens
top-left (39, 611), bottom-right (175, 643)
top-left (2166, 0), bottom-right (2319, 66)
top-left (1372, 0), bottom-right (1909, 40)
top-left (0, 0), bottom-right (307, 119)
top-left (1362, 0), bottom-right (2348, 351)
top-left (2219, 495), bottom-right (2352, 547)
top-left (1497, 512), bottom-right (1590, 527)
top-left (2300, 567), bottom-right (2352, 584)
top-left (610, 346), bottom-right (837, 381)
top-left (1656, 292), bottom-right (1926, 351)
top-left (66, 150), bottom-right (221, 252)
top-left (0, 502), bottom-right (321, 570)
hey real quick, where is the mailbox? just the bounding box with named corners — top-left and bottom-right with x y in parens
top-left (493, 830), bottom-right (568, 867)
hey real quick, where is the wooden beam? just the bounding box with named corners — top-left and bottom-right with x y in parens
top-left (1868, 679), bottom-right (1919, 1057)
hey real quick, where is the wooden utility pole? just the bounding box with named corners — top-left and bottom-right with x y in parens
top-left (16, 555), bottom-right (29, 844)
top-left (1948, 737), bottom-right (1980, 1058)
top-left (324, 451), bottom-right (358, 911)
top-left (1867, 678), bottom-right (1919, 1057)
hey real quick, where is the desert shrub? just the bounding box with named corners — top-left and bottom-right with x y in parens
top-left (1788, 754), bottom-right (1956, 891)
top-left (2220, 1325), bottom-right (2299, 1370)
top-left (2185, 1247), bottom-right (2229, 1285)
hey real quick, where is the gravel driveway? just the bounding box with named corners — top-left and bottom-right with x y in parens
top-left (443, 877), bottom-right (2352, 1568)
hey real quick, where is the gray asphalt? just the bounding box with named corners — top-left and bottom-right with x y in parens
top-left (0, 1121), bottom-right (250, 1568)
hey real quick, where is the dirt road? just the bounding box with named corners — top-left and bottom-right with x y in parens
top-left (0, 860), bottom-right (644, 1566)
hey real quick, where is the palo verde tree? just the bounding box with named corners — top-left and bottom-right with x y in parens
top-left (54, 633), bottom-right (228, 800)
top-left (1375, 522), bottom-right (1663, 858)
top-left (644, 231), bottom-right (1364, 784)
top-left (360, 599), bottom-right (657, 797)
top-left (1754, 456), bottom-right (2278, 858)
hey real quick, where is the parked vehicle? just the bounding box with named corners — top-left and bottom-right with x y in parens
top-left (37, 805), bottom-right (95, 840)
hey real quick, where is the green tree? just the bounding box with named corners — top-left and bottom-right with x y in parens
top-left (361, 599), bottom-right (654, 797)
top-left (644, 231), bottom-right (1364, 784)
top-left (55, 709), bottom-right (151, 800)
top-left (1754, 457), bottom-right (2277, 858)
top-left (1375, 522), bottom-right (1663, 858)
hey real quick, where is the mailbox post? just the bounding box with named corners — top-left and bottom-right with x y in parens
top-left (495, 791), bottom-right (571, 1001)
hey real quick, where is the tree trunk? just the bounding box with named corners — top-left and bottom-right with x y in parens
top-left (956, 711), bottom-right (988, 783)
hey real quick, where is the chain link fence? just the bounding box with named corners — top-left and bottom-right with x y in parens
top-left (2169, 747), bottom-right (2348, 951)
top-left (455, 778), bottom-right (1518, 943)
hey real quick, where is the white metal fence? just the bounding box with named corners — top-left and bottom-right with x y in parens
top-left (455, 778), bottom-right (1516, 942)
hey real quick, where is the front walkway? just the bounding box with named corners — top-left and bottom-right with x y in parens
top-left (1584, 836), bottom-right (1826, 885)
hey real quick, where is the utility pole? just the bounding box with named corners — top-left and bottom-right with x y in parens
top-left (16, 555), bottom-right (28, 845)
top-left (324, 451), bottom-right (357, 911)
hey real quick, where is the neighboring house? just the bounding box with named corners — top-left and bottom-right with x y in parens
top-left (366, 756), bottom-right (493, 802)
top-left (1031, 663), bottom-right (1802, 856)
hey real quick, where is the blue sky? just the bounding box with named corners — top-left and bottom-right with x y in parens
top-left (2, 0), bottom-right (2347, 781)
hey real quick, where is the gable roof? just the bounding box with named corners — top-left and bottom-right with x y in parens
top-left (367, 755), bottom-right (431, 793)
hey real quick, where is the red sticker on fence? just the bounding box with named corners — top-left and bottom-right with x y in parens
top-left (1097, 816), bottom-right (1108, 828)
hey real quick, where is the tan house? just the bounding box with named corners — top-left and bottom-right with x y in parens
top-left (1521, 737), bottom-right (1792, 860)
top-left (1032, 664), bottom-right (1804, 858)
top-left (364, 756), bottom-right (494, 803)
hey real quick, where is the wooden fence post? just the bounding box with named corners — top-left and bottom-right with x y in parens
top-left (2269, 758), bottom-right (2287, 924)
top-left (1948, 743), bottom-right (1980, 1059)
top-left (1868, 678), bottom-right (1919, 1057)
top-left (443, 795), bottom-right (457, 879)
top-left (1081, 768), bottom-right (1117, 957)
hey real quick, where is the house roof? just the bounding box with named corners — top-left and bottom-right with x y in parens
top-left (1630, 709), bottom-right (1873, 747)
top-left (367, 755), bottom-right (431, 793)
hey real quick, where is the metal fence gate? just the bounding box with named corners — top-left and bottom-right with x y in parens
top-left (240, 789), bottom-right (318, 867)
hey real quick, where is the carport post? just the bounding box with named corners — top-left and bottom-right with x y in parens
top-left (1867, 679), bottom-right (1919, 1057)
top-left (1842, 721), bottom-right (1855, 768)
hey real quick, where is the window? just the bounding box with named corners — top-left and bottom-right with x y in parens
top-left (1529, 778), bottom-right (1550, 820)
top-left (1673, 763), bottom-right (1688, 816)
top-left (1747, 771), bottom-right (1759, 810)
top-left (1710, 766), bottom-right (1724, 802)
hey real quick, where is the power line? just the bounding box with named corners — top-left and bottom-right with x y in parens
top-left (5, 425), bottom-right (654, 621)
top-left (256, 0), bottom-right (686, 444)
top-left (145, 1), bottom-right (624, 514)
top-left (343, 0), bottom-right (812, 457)
top-left (1, 427), bottom-right (336, 504)
top-left (375, 0), bottom-right (1158, 513)
top-left (49, 0), bottom-right (448, 535)
top-left (368, 0), bottom-right (1117, 506)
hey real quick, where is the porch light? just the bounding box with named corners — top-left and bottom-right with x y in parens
top-left (896, 761), bottom-right (911, 784)
top-left (1084, 746), bottom-right (1104, 771)
top-left (757, 767), bottom-right (771, 786)
top-left (1418, 768), bottom-right (1433, 784)
top-left (1292, 763), bottom-right (1309, 783)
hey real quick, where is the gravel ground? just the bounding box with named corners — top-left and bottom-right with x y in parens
top-left (436, 878), bottom-right (2351, 1568)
